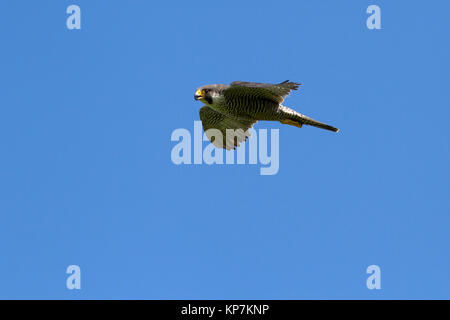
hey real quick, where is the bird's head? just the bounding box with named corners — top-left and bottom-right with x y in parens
top-left (194, 84), bottom-right (227, 105)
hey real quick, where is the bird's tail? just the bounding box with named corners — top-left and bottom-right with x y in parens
top-left (297, 114), bottom-right (339, 132)
top-left (279, 106), bottom-right (339, 132)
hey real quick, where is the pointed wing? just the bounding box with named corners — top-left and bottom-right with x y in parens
top-left (226, 80), bottom-right (301, 104)
top-left (199, 106), bottom-right (256, 150)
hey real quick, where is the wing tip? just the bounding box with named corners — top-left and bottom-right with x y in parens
top-left (281, 80), bottom-right (302, 90)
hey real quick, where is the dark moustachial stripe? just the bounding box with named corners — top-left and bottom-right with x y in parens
top-left (205, 95), bottom-right (213, 105)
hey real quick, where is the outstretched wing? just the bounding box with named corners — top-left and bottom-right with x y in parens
top-left (226, 80), bottom-right (301, 104)
top-left (199, 106), bottom-right (256, 150)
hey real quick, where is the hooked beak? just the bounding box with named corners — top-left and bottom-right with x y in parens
top-left (194, 89), bottom-right (204, 101)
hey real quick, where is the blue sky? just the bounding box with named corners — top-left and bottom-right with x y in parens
top-left (1, 0), bottom-right (450, 299)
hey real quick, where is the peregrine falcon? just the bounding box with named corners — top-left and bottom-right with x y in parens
top-left (194, 80), bottom-right (339, 150)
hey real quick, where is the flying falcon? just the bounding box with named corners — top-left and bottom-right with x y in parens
top-left (194, 80), bottom-right (339, 150)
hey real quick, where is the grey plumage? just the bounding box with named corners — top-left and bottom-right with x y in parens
top-left (194, 80), bottom-right (339, 150)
